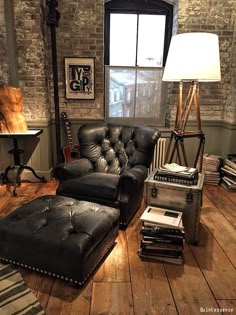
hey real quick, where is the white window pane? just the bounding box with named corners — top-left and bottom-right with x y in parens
top-left (137, 15), bottom-right (166, 67)
top-left (110, 14), bottom-right (137, 66)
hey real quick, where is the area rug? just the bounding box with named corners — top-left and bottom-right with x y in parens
top-left (0, 262), bottom-right (45, 315)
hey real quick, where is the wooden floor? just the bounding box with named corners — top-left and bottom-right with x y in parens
top-left (0, 180), bottom-right (236, 315)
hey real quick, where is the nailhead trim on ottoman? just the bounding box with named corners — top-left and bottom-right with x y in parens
top-left (0, 195), bottom-right (120, 285)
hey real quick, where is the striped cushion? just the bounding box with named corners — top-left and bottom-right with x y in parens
top-left (0, 262), bottom-right (45, 315)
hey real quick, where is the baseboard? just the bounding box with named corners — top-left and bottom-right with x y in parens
top-left (0, 167), bottom-right (54, 183)
top-left (21, 168), bottom-right (53, 182)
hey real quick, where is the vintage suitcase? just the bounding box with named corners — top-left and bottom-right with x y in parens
top-left (144, 171), bottom-right (205, 244)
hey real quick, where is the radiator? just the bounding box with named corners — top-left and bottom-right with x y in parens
top-left (149, 138), bottom-right (166, 173)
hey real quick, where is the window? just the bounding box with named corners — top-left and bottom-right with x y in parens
top-left (110, 14), bottom-right (166, 67)
top-left (105, 0), bottom-right (173, 126)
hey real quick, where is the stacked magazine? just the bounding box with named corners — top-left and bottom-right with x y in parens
top-left (154, 163), bottom-right (198, 185)
top-left (138, 206), bottom-right (185, 264)
top-left (220, 158), bottom-right (236, 191)
top-left (201, 154), bottom-right (221, 185)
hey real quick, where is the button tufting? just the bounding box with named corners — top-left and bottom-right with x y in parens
top-left (69, 227), bottom-right (76, 234)
top-left (0, 195), bottom-right (120, 286)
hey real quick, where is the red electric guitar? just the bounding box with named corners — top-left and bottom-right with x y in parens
top-left (61, 112), bottom-right (80, 163)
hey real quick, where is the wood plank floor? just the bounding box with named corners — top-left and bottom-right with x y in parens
top-left (0, 180), bottom-right (236, 315)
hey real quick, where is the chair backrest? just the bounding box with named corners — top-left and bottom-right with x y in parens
top-left (78, 123), bottom-right (159, 174)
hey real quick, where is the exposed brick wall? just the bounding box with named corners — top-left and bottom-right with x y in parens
top-left (55, 0), bottom-right (104, 119)
top-left (13, 0), bottom-right (104, 121)
top-left (164, 0), bottom-right (178, 127)
top-left (1, 0), bottom-right (104, 122)
top-left (170, 0), bottom-right (236, 124)
top-left (1, 0), bottom-right (235, 125)
top-left (231, 0), bottom-right (236, 122)
top-left (0, 0), bottom-right (9, 85)
top-left (13, 0), bottom-right (51, 121)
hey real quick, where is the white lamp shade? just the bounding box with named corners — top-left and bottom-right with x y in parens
top-left (162, 32), bottom-right (221, 82)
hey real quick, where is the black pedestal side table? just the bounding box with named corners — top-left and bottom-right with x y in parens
top-left (0, 129), bottom-right (46, 196)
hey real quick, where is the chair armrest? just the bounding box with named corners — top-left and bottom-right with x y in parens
top-left (118, 165), bottom-right (148, 203)
top-left (120, 165), bottom-right (148, 183)
top-left (53, 158), bottom-right (94, 181)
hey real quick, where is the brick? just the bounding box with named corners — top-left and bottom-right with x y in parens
top-left (167, 0), bottom-right (236, 124)
top-left (0, 0), bottom-right (235, 124)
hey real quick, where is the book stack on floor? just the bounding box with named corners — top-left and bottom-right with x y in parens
top-left (227, 154), bottom-right (236, 163)
top-left (154, 163), bottom-right (198, 185)
top-left (201, 154), bottom-right (221, 185)
top-left (138, 206), bottom-right (185, 265)
top-left (220, 158), bottom-right (236, 191)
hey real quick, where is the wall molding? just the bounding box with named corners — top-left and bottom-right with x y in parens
top-left (27, 120), bottom-right (53, 128)
top-left (22, 168), bottom-right (53, 182)
top-left (202, 120), bottom-right (236, 130)
top-left (1, 119), bottom-right (235, 185)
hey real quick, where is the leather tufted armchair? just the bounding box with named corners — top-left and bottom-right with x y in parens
top-left (54, 123), bottom-right (160, 227)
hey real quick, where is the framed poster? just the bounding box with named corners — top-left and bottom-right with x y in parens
top-left (64, 57), bottom-right (95, 100)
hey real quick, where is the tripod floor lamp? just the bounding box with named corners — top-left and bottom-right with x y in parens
top-left (162, 32), bottom-right (221, 171)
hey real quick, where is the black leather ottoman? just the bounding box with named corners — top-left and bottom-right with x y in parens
top-left (0, 195), bottom-right (119, 286)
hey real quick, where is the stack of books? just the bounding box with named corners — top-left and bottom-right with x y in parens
top-left (201, 154), bottom-right (222, 185)
top-left (138, 206), bottom-right (185, 264)
top-left (154, 163), bottom-right (198, 185)
top-left (227, 154), bottom-right (236, 163)
top-left (221, 158), bottom-right (236, 191)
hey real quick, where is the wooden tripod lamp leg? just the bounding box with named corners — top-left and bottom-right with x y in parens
top-left (181, 82), bottom-right (197, 132)
top-left (165, 132), bottom-right (174, 163)
top-left (169, 135), bottom-right (180, 164)
top-left (194, 133), bottom-right (205, 172)
top-left (193, 82), bottom-right (202, 132)
top-left (179, 82), bottom-right (193, 131)
top-left (175, 81), bottom-right (183, 130)
top-left (179, 137), bottom-right (188, 166)
top-left (166, 80), bottom-right (204, 169)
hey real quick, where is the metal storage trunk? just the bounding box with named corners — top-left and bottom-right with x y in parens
top-left (144, 171), bottom-right (204, 244)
